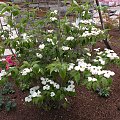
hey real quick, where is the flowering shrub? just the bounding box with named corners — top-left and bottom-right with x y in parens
top-left (0, 1), bottom-right (120, 110)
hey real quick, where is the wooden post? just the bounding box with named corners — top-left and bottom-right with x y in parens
top-left (95, 0), bottom-right (112, 49)
top-left (118, 13), bottom-right (120, 30)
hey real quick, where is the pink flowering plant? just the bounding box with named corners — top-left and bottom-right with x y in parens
top-left (0, 1), bottom-right (120, 110)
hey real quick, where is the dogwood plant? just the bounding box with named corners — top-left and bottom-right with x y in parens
top-left (0, 1), bottom-right (120, 110)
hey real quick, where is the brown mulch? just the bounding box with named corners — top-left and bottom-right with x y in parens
top-left (0, 29), bottom-right (120, 120)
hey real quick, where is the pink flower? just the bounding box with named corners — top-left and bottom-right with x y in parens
top-left (5, 55), bottom-right (17, 70)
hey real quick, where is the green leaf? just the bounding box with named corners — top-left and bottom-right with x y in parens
top-left (86, 82), bottom-right (92, 90)
top-left (32, 64), bottom-right (40, 74)
top-left (21, 61), bottom-right (30, 68)
top-left (101, 77), bottom-right (109, 87)
top-left (70, 70), bottom-right (80, 84)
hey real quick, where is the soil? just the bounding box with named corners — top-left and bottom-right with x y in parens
top-left (0, 29), bottom-right (120, 120)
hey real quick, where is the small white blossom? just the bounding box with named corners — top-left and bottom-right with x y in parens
top-left (36, 53), bottom-right (43, 59)
top-left (21, 68), bottom-right (32, 76)
top-left (103, 70), bottom-right (115, 78)
top-left (68, 63), bottom-right (75, 71)
top-left (88, 77), bottom-right (97, 82)
top-left (39, 44), bottom-right (45, 50)
top-left (62, 46), bottom-right (70, 51)
top-left (0, 70), bottom-right (7, 77)
top-left (48, 30), bottom-right (53, 33)
top-left (66, 36), bottom-right (74, 41)
top-left (25, 95), bottom-right (32, 102)
top-left (74, 66), bottom-right (80, 71)
top-left (50, 17), bottom-right (57, 21)
top-left (87, 53), bottom-right (91, 57)
top-left (43, 85), bottom-right (50, 90)
top-left (51, 10), bottom-right (58, 14)
top-left (54, 83), bottom-right (60, 89)
top-left (94, 48), bottom-right (100, 52)
top-left (50, 92), bottom-right (55, 97)
top-left (47, 38), bottom-right (54, 45)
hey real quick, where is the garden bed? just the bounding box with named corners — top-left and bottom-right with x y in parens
top-left (0, 29), bottom-right (120, 120)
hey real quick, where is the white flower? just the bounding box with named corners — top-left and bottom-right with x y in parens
top-left (37, 90), bottom-right (41, 97)
top-left (65, 85), bottom-right (75, 92)
top-left (41, 77), bottom-right (45, 81)
top-left (51, 10), bottom-right (58, 14)
top-left (92, 78), bottom-right (97, 82)
top-left (50, 17), bottom-right (57, 21)
top-left (97, 51), bottom-right (103, 55)
top-left (88, 77), bottom-right (97, 82)
top-left (41, 80), bottom-right (47, 85)
top-left (36, 53), bottom-right (43, 58)
top-left (47, 38), bottom-right (52, 42)
top-left (31, 90), bottom-right (41, 97)
top-left (49, 80), bottom-right (54, 85)
top-left (93, 59), bottom-right (98, 62)
top-left (0, 70), bottom-right (7, 77)
top-left (30, 86), bottom-right (40, 94)
top-left (48, 30), bottom-right (53, 33)
top-left (79, 66), bottom-right (86, 72)
top-left (32, 92), bottom-right (38, 97)
top-left (25, 95), bottom-right (32, 102)
top-left (50, 92), bottom-right (55, 97)
top-left (54, 83), bottom-right (60, 89)
top-left (88, 77), bottom-right (93, 82)
top-left (74, 66), bottom-right (80, 71)
top-left (43, 85), bottom-right (50, 90)
top-left (68, 63), bottom-right (75, 71)
top-left (76, 59), bottom-right (84, 62)
top-left (94, 48), bottom-right (100, 52)
top-left (107, 53), bottom-right (119, 60)
top-left (39, 44), bottom-right (45, 50)
top-left (47, 38), bottom-right (54, 45)
top-left (66, 36), bottom-right (74, 41)
top-left (87, 53), bottom-right (91, 56)
top-left (99, 58), bottom-right (105, 65)
top-left (72, 22), bottom-right (79, 29)
top-left (103, 70), bottom-right (115, 78)
top-left (21, 68), bottom-right (32, 76)
top-left (62, 46), bottom-right (70, 51)
top-left (68, 80), bottom-right (74, 84)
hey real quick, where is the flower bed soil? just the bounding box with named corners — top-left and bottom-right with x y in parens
top-left (0, 29), bottom-right (120, 120)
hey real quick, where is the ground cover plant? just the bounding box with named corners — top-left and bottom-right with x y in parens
top-left (0, 0), bottom-right (120, 112)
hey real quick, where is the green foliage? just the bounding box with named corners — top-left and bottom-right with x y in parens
top-left (0, 82), bottom-right (15, 95)
top-left (0, 82), bottom-right (16, 112)
top-left (0, 1), bottom-right (120, 110)
top-left (96, 87), bottom-right (110, 97)
top-left (70, 70), bottom-right (80, 84)
top-left (5, 99), bottom-right (17, 112)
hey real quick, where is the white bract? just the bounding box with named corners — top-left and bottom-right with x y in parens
top-left (62, 46), bottom-right (71, 51)
top-left (68, 63), bottom-right (75, 71)
top-left (87, 53), bottom-right (91, 57)
top-left (66, 36), bottom-right (74, 41)
top-left (50, 17), bottom-right (57, 21)
top-left (25, 95), bottom-right (32, 102)
top-left (103, 70), bottom-right (115, 78)
top-left (48, 30), bottom-right (53, 33)
top-left (36, 53), bottom-right (43, 59)
top-left (0, 70), bottom-right (7, 80)
top-left (25, 86), bottom-right (41, 102)
top-left (39, 44), bottom-right (45, 50)
top-left (21, 68), bottom-right (32, 76)
top-left (64, 80), bottom-right (75, 92)
top-left (50, 92), bottom-right (55, 97)
top-left (88, 77), bottom-right (97, 82)
top-left (51, 10), bottom-right (58, 15)
top-left (47, 38), bottom-right (54, 45)
top-left (43, 84), bottom-right (50, 90)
